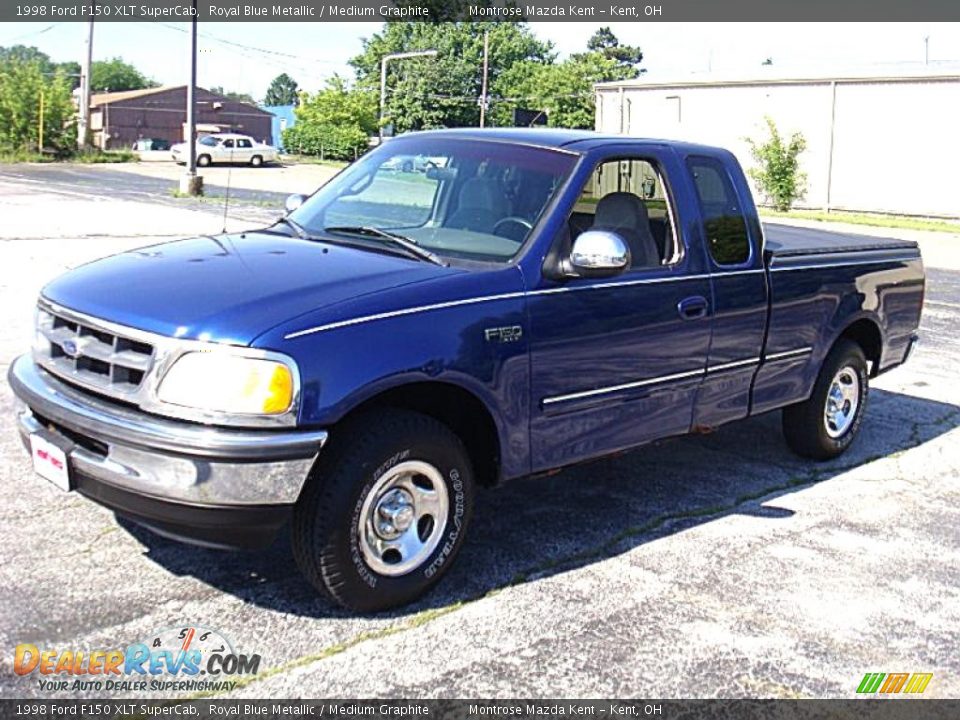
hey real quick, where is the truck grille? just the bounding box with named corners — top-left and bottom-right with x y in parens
top-left (35, 306), bottom-right (155, 401)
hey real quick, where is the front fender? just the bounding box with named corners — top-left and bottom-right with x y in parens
top-left (254, 272), bottom-right (531, 479)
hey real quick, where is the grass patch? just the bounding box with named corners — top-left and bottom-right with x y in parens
top-left (280, 154), bottom-right (349, 169)
top-left (761, 208), bottom-right (960, 234)
top-left (0, 148), bottom-right (137, 164)
top-left (72, 149), bottom-right (138, 164)
top-left (0, 149), bottom-right (56, 163)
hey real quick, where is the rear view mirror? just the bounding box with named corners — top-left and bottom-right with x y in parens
top-left (285, 194), bottom-right (307, 214)
top-left (569, 230), bottom-right (630, 277)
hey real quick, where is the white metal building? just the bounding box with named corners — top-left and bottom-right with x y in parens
top-left (595, 66), bottom-right (960, 218)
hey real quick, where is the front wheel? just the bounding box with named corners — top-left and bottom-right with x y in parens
top-left (782, 339), bottom-right (868, 460)
top-left (293, 409), bottom-right (475, 612)
top-left (197, 154), bottom-right (211, 167)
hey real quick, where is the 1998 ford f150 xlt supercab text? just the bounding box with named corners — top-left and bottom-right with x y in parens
top-left (9, 129), bottom-right (924, 610)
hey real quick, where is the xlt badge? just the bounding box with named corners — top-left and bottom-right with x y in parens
top-left (484, 326), bottom-right (523, 343)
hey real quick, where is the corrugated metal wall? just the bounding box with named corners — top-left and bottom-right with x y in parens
top-left (596, 76), bottom-right (960, 218)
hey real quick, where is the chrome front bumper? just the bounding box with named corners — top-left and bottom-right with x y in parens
top-left (9, 355), bottom-right (327, 544)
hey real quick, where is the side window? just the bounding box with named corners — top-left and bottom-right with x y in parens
top-left (238, 139), bottom-right (252, 148)
top-left (687, 156), bottom-right (750, 266)
top-left (222, 139), bottom-right (235, 149)
top-left (568, 158), bottom-right (677, 268)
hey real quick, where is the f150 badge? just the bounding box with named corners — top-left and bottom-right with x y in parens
top-left (484, 326), bottom-right (523, 343)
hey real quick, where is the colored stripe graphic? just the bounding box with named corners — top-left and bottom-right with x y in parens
top-left (857, 672), bottom-right (932, 694)
top-left (857, 673), bottom-right (885, 693)
top-left (880, 673), bottom-right (910, 693)
top-left (903, 673), bottom-right (933, 694)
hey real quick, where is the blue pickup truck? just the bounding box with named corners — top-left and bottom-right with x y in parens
top-left (10, 129), bottom-right (924, 610)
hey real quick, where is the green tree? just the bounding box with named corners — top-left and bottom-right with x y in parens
top-left (264, 73), bottom-right (300, 106)
top-left (746, 117), bottom-right (807, 211)
top-left (494, 28), bottom-right (643, 129)
top-left (209, 86), bottom-right (257, 104)
top-left (0, 45), bottom-right (82, 88)
top-left (350, 22), bottom-right (553, 131)
top-left (283, 76), bottom-right (377, 160)
top-left (580, 26), bottom-right (644, 77)
top-left (0, 55), bottom-right (75, 154)
top-left (90, 57), bottom-right (154, 92)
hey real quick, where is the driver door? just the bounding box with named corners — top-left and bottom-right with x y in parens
top-left (526, 147), bottom-right (712, 471)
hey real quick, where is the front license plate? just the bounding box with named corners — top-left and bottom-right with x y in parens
top-left (29, 433), bottom-right (72, 492)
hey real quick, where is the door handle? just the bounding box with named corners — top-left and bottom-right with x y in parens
top-left (677, 295), bottom-right (709, 320)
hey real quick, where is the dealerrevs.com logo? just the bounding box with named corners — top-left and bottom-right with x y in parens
top-left (14, 625), bottom-right (260, 694)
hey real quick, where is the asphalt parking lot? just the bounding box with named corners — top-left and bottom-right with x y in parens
top-left (0, 163), bottom-right (958, 699)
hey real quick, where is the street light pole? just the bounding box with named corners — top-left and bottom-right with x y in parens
top-left (379, 49), bottom-right (438, 141)
top-left (479, 31), bottom-right (489, 128)
top-left (180, 1), bottom-right (203, 196)
top-left (77, 5), bottom-right (95, 150)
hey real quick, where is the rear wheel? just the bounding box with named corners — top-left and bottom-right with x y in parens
top-left (293, 409), bottom-right (475, 611)
top-left (197, 154), bottom-right (211, 167)
top-left (782, 339), bottom-right (868, 460)
top-left (250, 155), bottom-right (263, 167)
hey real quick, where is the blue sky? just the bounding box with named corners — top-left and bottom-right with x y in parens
top-left (2, 21), bottom-right (957, 99)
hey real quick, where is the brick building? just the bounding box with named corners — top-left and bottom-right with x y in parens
top-left (90, 85), bottom-right (274, 150)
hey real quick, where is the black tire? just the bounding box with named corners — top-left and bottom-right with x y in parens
top-left (250, 155), bottom-right (263, 167)
top-left (293, 409), bottom-right (475, 612)
top-left (782, 339), bottom-right (869, 460)
top-left (197, 154), bottom-right (211, 167)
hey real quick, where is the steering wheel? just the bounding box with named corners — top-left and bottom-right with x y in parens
top-left (493, 216), bottom-right (534, 240)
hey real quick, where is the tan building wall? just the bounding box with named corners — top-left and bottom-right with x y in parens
top-left (595, 71), bottom-right (960, 218)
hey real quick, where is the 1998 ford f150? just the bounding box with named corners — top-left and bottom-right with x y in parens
top-left (9, 129), bottom-right (924, 610)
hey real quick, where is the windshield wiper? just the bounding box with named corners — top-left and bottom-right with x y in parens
top-left (273, 216), bottom-right (311, 240)
top-left (323, 226), bottom-right (448, 267)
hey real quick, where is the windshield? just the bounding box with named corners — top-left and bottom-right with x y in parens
top-left (288, 137), bottom-right (578, 263)
top-left (199, 136), bottom-right (220, 147)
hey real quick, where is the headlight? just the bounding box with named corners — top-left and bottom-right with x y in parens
top-left (157, 352), bottom-right (295, 416)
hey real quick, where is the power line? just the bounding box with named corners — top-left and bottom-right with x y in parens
top-left (1, 23), bottom-right (62, 44)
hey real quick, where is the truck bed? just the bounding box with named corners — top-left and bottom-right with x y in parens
top-left (763, 223), bottom-right (919, 258)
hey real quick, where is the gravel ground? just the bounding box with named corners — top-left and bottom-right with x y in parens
top-left (0, 164), bottom-right (957, 700)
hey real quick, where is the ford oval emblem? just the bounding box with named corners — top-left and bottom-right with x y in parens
top-left (61, 339), bottom-right (80, 358)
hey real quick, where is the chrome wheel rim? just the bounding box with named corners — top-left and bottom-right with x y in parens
top-left (358, 460), bottom-right (449, 577)
top-left (824, 366), bottom-right (860, 438)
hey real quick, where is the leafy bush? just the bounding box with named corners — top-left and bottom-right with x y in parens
top-left (746, 117), bottom-right (807, 212)
top-left (0, 56), bottom-right (75, 156)
top-left (283, 76), bottom-right (375, 161)
top-left (282, 123), bottom-right (368, 162)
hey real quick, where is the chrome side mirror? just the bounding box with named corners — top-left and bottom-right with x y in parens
top-left (570, 230), bottom-right (630, 277)
top-left (284, 193), bottom-right (307, 214)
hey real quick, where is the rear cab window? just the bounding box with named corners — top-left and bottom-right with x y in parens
top-left (687, 156), bottom-right (751, 266)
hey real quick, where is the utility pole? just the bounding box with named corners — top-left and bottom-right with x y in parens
top-left (378, 49), bottom-right (438, 141)
top-left (180, 0), bottom-right (202, 195)
top-left (77, 5), bottom-right (95, 150)
top-left (924, 36), bottom-right (930, 65)
top-left (479, 31), bottom-right (489, 128)
top-left (38, 89), bottom-right (44, 152)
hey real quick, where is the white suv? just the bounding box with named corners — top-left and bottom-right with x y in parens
top-left (172, 133), bottom-right (279, 167)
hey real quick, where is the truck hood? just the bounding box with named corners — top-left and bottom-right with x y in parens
top-left (41, 232), bottom-right (459, 346)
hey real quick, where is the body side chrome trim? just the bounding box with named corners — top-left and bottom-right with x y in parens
top-left (541, 368), bottom-right (705, 406)
top-left (706, 357), bottom-right (761, 373)
top-left (765, 347), bottom-right (814, 362)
